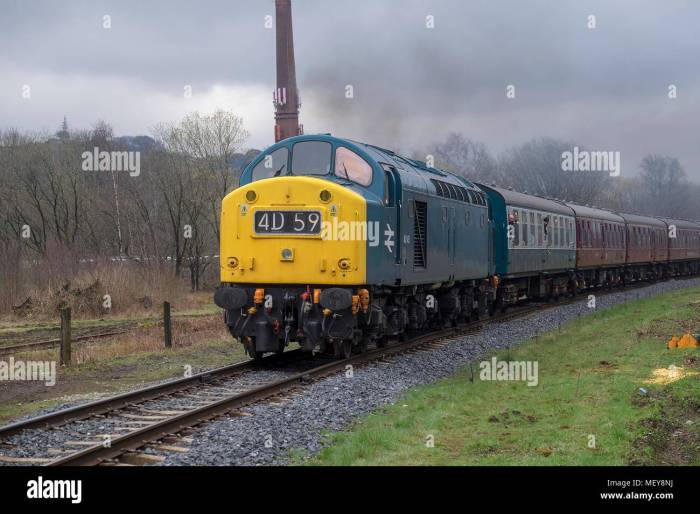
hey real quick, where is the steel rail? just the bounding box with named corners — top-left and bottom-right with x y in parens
top-left (0, 330), bottom-right (129, 357)
top-left (47, 306), bottom-right (551, 466)
top-left (0, 350), bottom-right (300, 439)
top-left (46, 328), bottom-right (456, 466)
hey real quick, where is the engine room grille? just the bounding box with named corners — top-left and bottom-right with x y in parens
top-left (413, 201), bottom-right (427, 269)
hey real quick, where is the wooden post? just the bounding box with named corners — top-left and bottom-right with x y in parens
top-left (163, 301), bottom-right (172, 348)
top-left (60, 307), bottom-right (71, 366)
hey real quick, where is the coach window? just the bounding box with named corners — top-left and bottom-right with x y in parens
top-left (529, 212), bottom-right (535, 244)
top-left (559, 217), bottom-right (564, 248)
top-left (252, 147), bottom-right (289, 181)
top-left (570, 219), bottom-right (573, 246)
top-left (335, 147), bottom-right (373, 186)
top-left (512, 209), bottom-right (520, 247)
top-left (595, 222), bottom-right (600, 246)
top-left (560, 218), bottom-right (564, 248)
top-left (587, 221), bottom-right (592, 247)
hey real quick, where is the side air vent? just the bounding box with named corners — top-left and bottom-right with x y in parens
top-left (413, 201), bottom-right (427, 269)
top-left (430, 178), bottom-right (486, 205)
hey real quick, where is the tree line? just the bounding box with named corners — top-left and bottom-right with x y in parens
top-left (426, 133), bottom-right (699, 220)
top-left (1, 115), bottom-right (696, 313)
top-left (0, 111), bottom-right (254, 306)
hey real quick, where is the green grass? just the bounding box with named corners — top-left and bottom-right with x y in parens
top-left (309, 287), bottom-right (700, 466)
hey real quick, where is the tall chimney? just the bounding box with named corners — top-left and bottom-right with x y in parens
top-left (273, 0), bottom-right (302, 142)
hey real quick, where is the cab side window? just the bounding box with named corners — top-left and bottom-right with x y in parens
top-left (335, 147), bottom-right (373, 186)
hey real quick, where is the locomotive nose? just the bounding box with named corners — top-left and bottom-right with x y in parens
top-left (219, 176), bottom-right (367, 285)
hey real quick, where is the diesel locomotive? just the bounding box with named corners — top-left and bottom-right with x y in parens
top-left (214, 134), bottom-right (700, 359)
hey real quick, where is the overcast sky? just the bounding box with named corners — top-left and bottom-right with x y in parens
top-left (1, 0), bottom-right (698, 178)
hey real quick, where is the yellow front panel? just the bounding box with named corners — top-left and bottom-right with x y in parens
top-left (220, 176), bottom-right (367, 285)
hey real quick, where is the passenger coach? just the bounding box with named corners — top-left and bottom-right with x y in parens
top-left (477, 184), bottom-right (576, 306)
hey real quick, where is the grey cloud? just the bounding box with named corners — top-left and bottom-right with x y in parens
top-left (1, 0), bottom-right (698, 176)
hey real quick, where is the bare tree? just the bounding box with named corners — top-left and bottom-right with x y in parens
top-left (637, 155), bottom-right (690, 218)
top-left (153, 110), bottom-right (249, 289)
top-left (425, 133), bottom-right (498, 183)
top-left (497, 137), bottom-right (613, 205)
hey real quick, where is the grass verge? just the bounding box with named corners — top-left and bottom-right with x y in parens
top-left (309, 286), bottom-right (700, 465)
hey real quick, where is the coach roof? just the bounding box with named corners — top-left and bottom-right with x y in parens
top-left (481, 185), bottom-right (575, 216)
top-left (617, 212), bottom-right (667, 228)
top-left (563, 203), bottom-right (625, 223)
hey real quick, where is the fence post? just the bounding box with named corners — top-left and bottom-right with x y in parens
top-left (60, 307), bottom-right (71, 366)
top-left (164, 301), bottom-right (172, 348)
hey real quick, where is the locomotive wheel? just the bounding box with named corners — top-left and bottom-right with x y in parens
top-left (333, 340), bottom-right (352, 359)
top-left (359, 337), bottom-right (369, 353)
top-left (243, 337), bottom-right (263, 361)
top-left (376, 336), bottom-right (388, 348)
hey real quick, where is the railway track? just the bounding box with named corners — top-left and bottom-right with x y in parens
top-left (0, 278), bottom-right (692, 466)
top-left (0, 330), bottom-right (130, 357)
top-left (0, 304), bottom-right (543, 466)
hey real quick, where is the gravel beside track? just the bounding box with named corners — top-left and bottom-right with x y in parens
top-left (159, 278), bottom-right (700, 465)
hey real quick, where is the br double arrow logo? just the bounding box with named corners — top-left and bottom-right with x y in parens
top-left (384, 223), bottom-right (395, 253)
